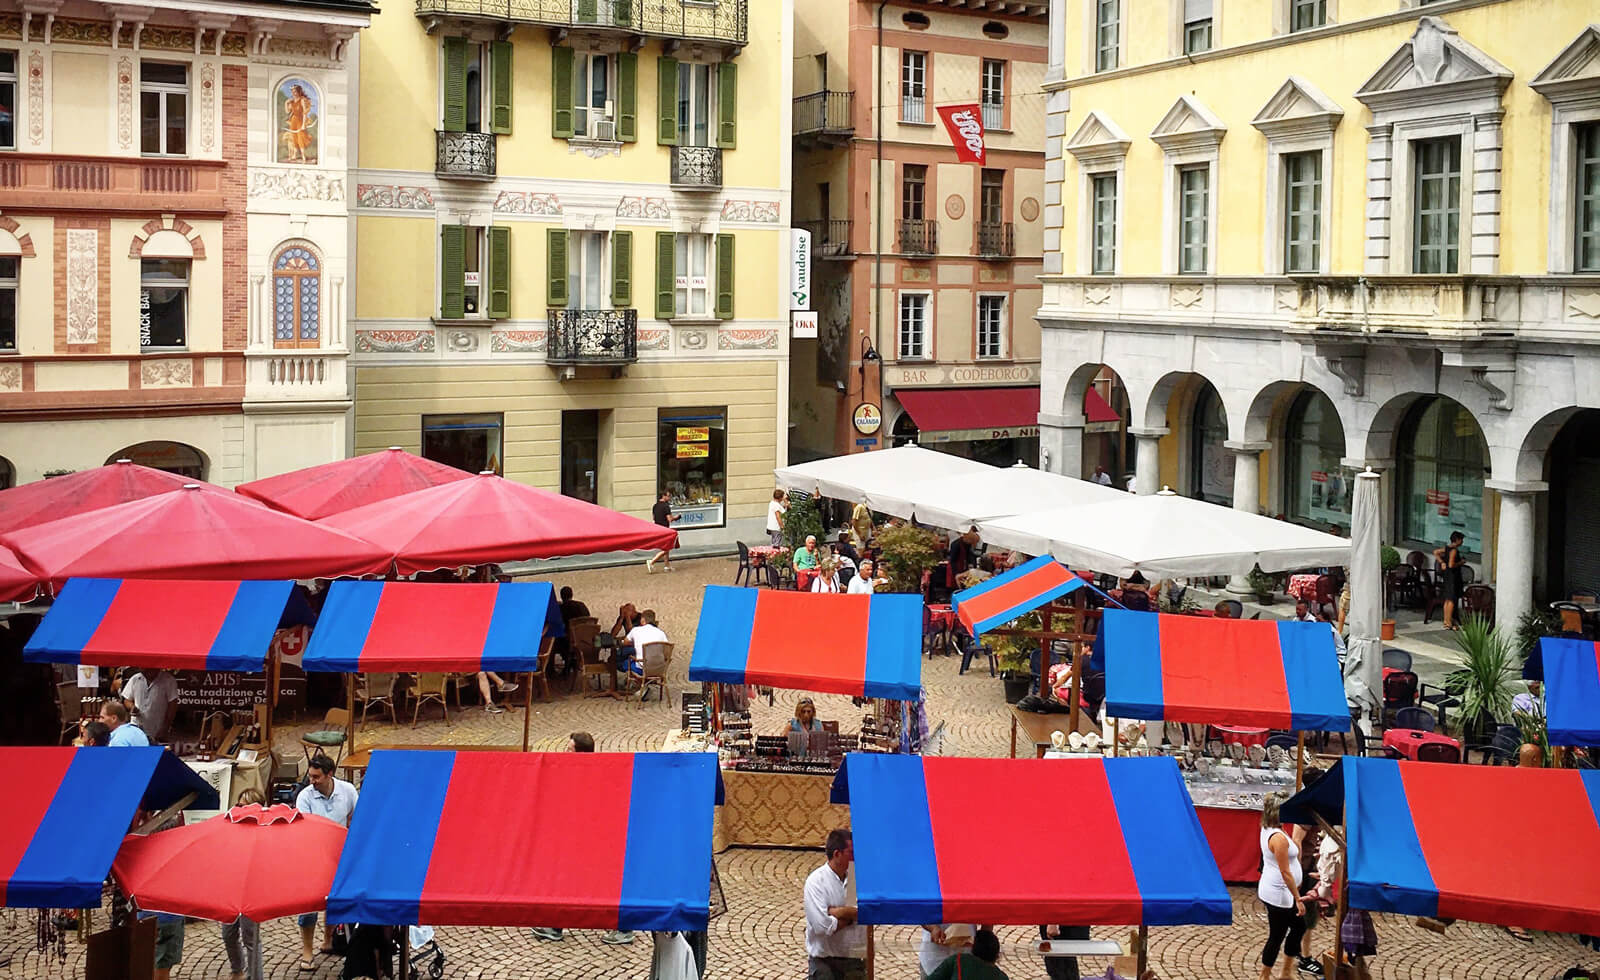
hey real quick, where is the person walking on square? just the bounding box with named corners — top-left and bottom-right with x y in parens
top-left (296, 754), bottom-right (358, 971)
top-left (646, 491), bottom-right (681, 573)
top-left (1433, 531), bottom-right (1466, 630)
top-left (804, 829), bottom-right (864, 980)
top-left (1257, 793), bottom-right (1307, 980)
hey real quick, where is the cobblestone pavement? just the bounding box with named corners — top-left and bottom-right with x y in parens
top-left (1, 557), bottom-right (1591, 979)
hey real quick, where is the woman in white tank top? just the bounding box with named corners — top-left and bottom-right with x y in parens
top-left (1257, 793), bottom-right (1307, 980)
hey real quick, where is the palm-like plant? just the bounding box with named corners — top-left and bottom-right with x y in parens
top-left (1444, 614), bottom-right (1518, 736)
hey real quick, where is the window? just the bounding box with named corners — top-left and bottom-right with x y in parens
top-left (1190, 383), bottom-right (1231, 505)
top-left (1413, 137), bottom-right (1461, 274)
top-left (1183, 0), bottom-right (1212, 53)
top-left (898, 293), bottom-right (928, 360)
top-left (0, 255), bottom-right (14, 350)
top-left (1290, 0), bottom-right (1325, 32)
top-left (1095, 0), bottom-right (1119, 72)
top-left (422, 414), bottom-right (503, 475)
top-left (677, 62), bottom-right (715, 147)
top-left (140, 62), bottom-right (187, 157)
top-left (902, 164), bottom-right (926, 221)
top-left (980, 169), bottom-right (1005, 227)
top-left (1398, 396), bottom-right (1486, 554)
top-left (109, 442), bottom-right (205, 479)
top-left (441, 225), bottom-right (509, 320)
top-left (901, 51), bottom-right (926, 123)
top-left (977, 295), bottom-right (1005, 359)
top-left (465, 43), bottom-right (483, 132)
top-left (139, 259), bottom-right (188, 349)
top-left (1576, 122), bottom-right (1600, 273)
top-left (574, 52), bottom-right (612, 139)
top-left (1283, 151), bottom-right (1322, 273)
top-left (1283, 389), bottom-right (1350, 535)
top-left (1091, 173), bottom-right (1118, 274)
top-left (981, 60), bottom-right (1005, 130)
top-left (1177, 165), bottom-right (1209, 274)
top-left (569, 231), bottom-right (609, 311)
top-left (444, 38), bottom-right (510, 136)
top-left (272, 246), bottom-right (320, 348)
top-left (674, 233), bottom-right (711, 317)
top-left (658, 408), bottom-right (727, 529)
top-left (461, 226), bottom-right (485, 315)
top-left (0, 51), bottom-right (15, 150)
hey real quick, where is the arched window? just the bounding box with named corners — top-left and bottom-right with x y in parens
top-left (1190, 382), bottom-right (1231, 505)
top-left (891, 411), bottom-right (919, 448)
top-left (108, 442), bottom-right (206, 480)
top-left (1397, 396), bottom-right (1487, 554)
top-left (272, 245), bottom-right (321, 349)
top-left (1283, 389), bottom-right (1350, 534)
top-left (0, 456), bottom-right (13, 490)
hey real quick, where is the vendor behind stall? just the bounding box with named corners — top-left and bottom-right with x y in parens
top-left (790, 698), bottom-right (825, 733)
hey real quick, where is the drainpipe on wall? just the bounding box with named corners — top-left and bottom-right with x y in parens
top-left (872, 0), bottom-right (889, 448)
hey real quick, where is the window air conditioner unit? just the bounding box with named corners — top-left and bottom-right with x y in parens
top-left (590, 100), bottom-right (616, 141)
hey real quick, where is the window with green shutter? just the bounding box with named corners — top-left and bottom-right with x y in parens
top-left (612, 0), bottom-right (633, 26)
top-left (489, 41), bottom-right (512, 135)
top-left (551, 46), bottom-right (575, 139)
top-left (657, 56), bottom-right (679, 145)
top-left (654, 232), bottom-right (675, 318)
top-left (612, 231), bottom-right (633, 308)
top-left (616, 52), bottom-right (638, 143)
top-left (487, 225), bottom-right (511, 319)
top-left (716, 62), bottom-right (737, 149)
top-left (547, 228), bottom-right (569, 307)
top-left (442, 37), bottom-right (468, 133)
top-left (440, 225), bottom-right (466, 319)
top-left (714, 233), bottom-right (735, 320)
top-left (575, 0), bottom-right (598, 23)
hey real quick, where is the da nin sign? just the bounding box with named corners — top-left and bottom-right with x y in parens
top-left (852, 403), bottom-right (882, 436)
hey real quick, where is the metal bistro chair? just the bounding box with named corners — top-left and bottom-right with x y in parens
top-left (734, 542), bottom-right (759, 588)
top-left (1392, 706), bottom-right (1436, 733)
top-left (1381, 670), bottom-right (1419, 726)
top-left (1414, 740), bottom-right (1461, 764)
top-left (1382, 648), bottom-right (1413, 672)
top-left (1471, 724), bottom-right (1523, 765)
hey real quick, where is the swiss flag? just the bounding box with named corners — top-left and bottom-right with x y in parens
top-left (937, 104), bottom-right (986, 165)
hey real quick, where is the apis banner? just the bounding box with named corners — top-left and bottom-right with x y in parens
top-left (936, 103), bottom-right (986, 165)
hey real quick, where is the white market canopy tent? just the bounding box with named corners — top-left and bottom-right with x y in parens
top-left (978, 492), bottom-right (1351, 579)
top-left (774, 446), bottom-right (991, 507)
top-left (881, 464), bottom-right (1123, 530)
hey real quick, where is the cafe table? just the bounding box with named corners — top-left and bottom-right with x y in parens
top-left (1381, 728), bottom-right (1461, 760)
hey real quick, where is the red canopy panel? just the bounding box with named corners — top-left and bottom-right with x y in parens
top-left (894, 386), bottom-right (1038, 439)
top-left (236, 448), bottom-right (472, 521)
top-left (0, 461), bottom-right (233, 535)
top-left (0, 544), bottom-right (37, 603)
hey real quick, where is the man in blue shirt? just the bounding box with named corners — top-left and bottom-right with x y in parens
top-left (295, 754), bottom-right (358, 969)
top-left (100, 700), bottom-right (149, 747)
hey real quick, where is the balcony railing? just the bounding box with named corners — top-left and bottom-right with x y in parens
top-left (796, 220), bottom-right (853, 258)
top-left (436, 131), bottom-right (497, 179)
top-left (793, 90), bottom-right (854, 140)
top-left (415, 0), bottom-right (747, 46)
top-left (898, 219), bottom-right (937, 256)
top-left (0, 152), bottom-right (226, 213)
top-left (670, 145), bottom-right (722, 189)
top-left (548, 308), bottom-right (638, 365)
top-left (976, 222), bottom-right (1015, 258)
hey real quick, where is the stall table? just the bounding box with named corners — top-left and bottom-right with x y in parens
top-left (1186, 766), bottom-right (1298, 884)
top-left (1381, 728), bottom-right (1461, 760)
top-left (1009, 705), bottom-right (1093, 758)
top-left (1211, 725), bottom-right (1270, 749)
top-left (718, 767), bottom-right (850, 852)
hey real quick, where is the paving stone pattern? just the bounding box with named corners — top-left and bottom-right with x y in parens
top-left (0, 559), bottom-right (1589, 979)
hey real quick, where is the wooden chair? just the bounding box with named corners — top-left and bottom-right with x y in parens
top-left (411, 673), bottom-right (450, 727)
top-left (1553, 601), bottom-right (1588, 636)
top-left (58, 681), bottom-right (87, 744)
top-left (1462, 584), bottom-right (1495, 625)
top-left (572, 617), bottom-right (615, 694)
top-left (355, 672), bottom-right (398, 726)
top-left (301, 707), bottom-right (350, 765)
top-left (629, 641), bottom-right (672, 707)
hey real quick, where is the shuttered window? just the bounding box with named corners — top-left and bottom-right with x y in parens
top-left (717, 62), bottom-right (737, 149)
top-left (487, 225), bottom-right (511, 319)
top-left (551, 46), bottom-right (575, 139)
top-left (440, 225), bottom-right (466, 319)
top-left (655, 232), bottom-right (676, 318)
top-left (616, 52), bottom-right (638, 142)
top-left (489, 41), bottom-right (512, 134)
top-left (442, 38), bottom-right (468, 133)
top-left (714, 233), bottom-right (735, 320)
top-left (547, 228), bottom-right (569, 307)
top-left (657, 56), bottom-right (679, 145)
top-left (612, 230), bottom-right (633, 308)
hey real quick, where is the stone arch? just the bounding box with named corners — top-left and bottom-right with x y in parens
top-left (1242, 378), bottom-right (1346, 446)
top-left (107, 441), bottom-right (209, 480)
top-left (0, 217), bottom-right (36, 258)
top-left (1510, 406), bottom-right (1583, 485)
top-left (128, 216), bottom-right (206, 260)
top-left (1359, 391), bottom-right (1433, 465)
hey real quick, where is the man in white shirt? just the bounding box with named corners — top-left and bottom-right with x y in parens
top-left (623, 611), bottom-right (669, 651)
top-left (1092, 465), bottom-right (1114, 487)
top-left (804, 829), bottom-right (864, 980)
top-left (295, 754), bottom-right (358, 969)
top-left (847, 560), bottom-right (885, 595)
top-left (121, 668), bottom-right (178, 742)
top-left (1512, 679), bottom-right (1543, 715)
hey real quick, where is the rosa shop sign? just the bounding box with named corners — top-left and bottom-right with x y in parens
top-left (936, 104), bottom-right (986, 166)
top-left (885, 363), bottom-right (1040, 387)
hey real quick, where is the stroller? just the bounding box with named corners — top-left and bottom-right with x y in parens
top-left (409, 926), bottom-right (446, 980)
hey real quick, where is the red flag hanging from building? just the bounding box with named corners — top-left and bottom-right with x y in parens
top-left (936, 104), bottom-right (987, 165)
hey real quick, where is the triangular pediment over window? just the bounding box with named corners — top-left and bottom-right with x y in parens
top-left (1531, 25), bottom-right (1600, 104)
top-left (1355, 16), bottom-right (1511, 112)
top-left (1066, 111), bottom-right (1132, 167)
top-left (1251, 76), bottom-right (1344, 139)
top-left (1150, 95), bottom-right (1226, 153)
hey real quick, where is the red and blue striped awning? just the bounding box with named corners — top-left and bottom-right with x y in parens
top-left (1096, 609), bottom-right (1350, 732)
top-left (1541, 636), bottom-right (1600, 746)
top-left (952, 556), bottom-right (1087, 636)
top-left (2, 747), bottom-right (220, 908)
top-left (326, 751), bottom-right (721, 930)
top-left (23, 578), bottom-right (300, 672)
top-left (1282, 758), bottom-right (1600, 935)
top-left (831, 754), bottom-right (1231, 926)
top-left (688, 586), bottom-right (923, 701)
top-left (301, 581), bottom-right (563, 673)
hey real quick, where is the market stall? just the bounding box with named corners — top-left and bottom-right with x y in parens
top-left (326, 750), bottom-right (721, 930)
top-left (1538, 636), bottom-right (1600, 746)
top-left (236, 446), bottom-right (471, 521)
top-left (1094, 610), bottom-right (1350, 883)
top-left (878, 464), bottom-right (1122, 529)
top-left (687, 587), bottom-right (925, 849)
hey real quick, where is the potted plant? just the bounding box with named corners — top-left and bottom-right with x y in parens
top-left (1443, 615), bottom-right (1518, 745)
top-left (873, 523), bottom-right (940, 594)
top-left (1511, 700), bottom-right (1549, 768)
top-left (991, 611), bottom-right (1043, 704)
top-left (1246, 567), bottom-right (1277, 605)
top-left (781, 495), bottom-right (824, 555)
top-left (1379, 545), bottom-right (1401, 640)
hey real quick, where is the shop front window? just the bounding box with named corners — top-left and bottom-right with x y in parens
top-left (1191, 383), bottom-right (1231, 505)
top-left (1398, 396), bottom-right (1486, 555)
top-left (107, 441), bottom-right (205, 480)
top-left (1283, 388), bottom-right (1350, 534)
top-left (658, 408), bottom-right (726, 529)
top-left (422, 414), bottom-right (502, 475)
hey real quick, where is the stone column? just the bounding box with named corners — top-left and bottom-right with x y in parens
top-left (1363, 123), bottom-right (1394, 274)
top-left (1225, 442), bottom-right (1269, 594)
top-left (1130, 427), bottom-right (1168, 496)
top-left (1036, 411), bottom-right (1083, 478)
top-left (1470, 111), bottom-right (1504, 275)
top-left (1487, 480), bottom-right (1545, 631)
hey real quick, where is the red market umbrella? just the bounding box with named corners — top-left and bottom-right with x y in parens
top-left (0, 460), bottom-right (233, 535)
top-left (112, 804), bottom-right (345, 921)
top-left (321, 471), bottom-right (679, 575)
top-left (1, 484), bottom-right (393, 590)
top-left (0, 544), bottom-right (38, 602)
top-left (236, 447), bottom-right (472, 521)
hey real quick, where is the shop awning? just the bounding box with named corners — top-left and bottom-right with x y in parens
top-left (23, 579), bottom-right (300, 671)
top-left (872, 464), bottom-right (1123, 528)
top-left (327, 750), bottom-right (721, 930)
top-left (1094, 610), bottom-right (1350, 732)
top-left (1084, 387), bottom-right (1121, 427)
top-left (1281, 758), bottom-right (1600, 935)
top-left (953, 556), bottom-right (1088, 636)
top-left (689, 586), bottom-right (923, 700)
top-left (301, 581), bottom-right (563, 673)
top-left (894, 386), bottom-right (1038, 444)
top-left (1540, 636), bottom-right (1600, 746)
top-left (831, 754), bottom-right (1231, 926)
top-left (237, 447), bottom-right (472, 521)
top-left (2, 747), bottom-right (219, 908)
top-left (775, 446), bottom-right (992, 504)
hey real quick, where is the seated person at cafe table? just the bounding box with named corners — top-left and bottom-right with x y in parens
top-left (101, 699), bottom-right (150, 747)
top-left (794, 535), bottom-right (822, 591)
top-left (476, 671), bottom-right (519, 714)
top-left (790, 698), bottom-right (825, 733)
top-left (848, 560), bottom-right (886, 595)
top-left (622, 610), bottom-right (670, 676)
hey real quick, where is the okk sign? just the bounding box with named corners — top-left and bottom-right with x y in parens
top-left (936, 104), bottom-right (986, 165)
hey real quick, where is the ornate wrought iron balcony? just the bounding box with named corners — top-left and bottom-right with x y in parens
top-left (670, 145), bottom-right (723, 189)
top-left (898, 219), bottom-right (938, 256)
top-left (548, 308), bottom-right (638, 365)
top-left (436, 130), bottom-right (497, 179)
top-left (796, 219), bottom-right (853, 258)
top-left (976, 222), bottom-right (1015, 258)
top-left (415, 0), bottom-right (747, 47)
top-left (793, 91), bottom-right (854, 143)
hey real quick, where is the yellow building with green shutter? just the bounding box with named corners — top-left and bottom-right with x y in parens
top-left (349, 0), bottom-right (791, 544)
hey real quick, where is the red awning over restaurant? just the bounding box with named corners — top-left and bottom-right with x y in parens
top-left (0, 460), bottom-right (232, 535)
top-left (1085, 387), bottom-right (1121, 425)
top-left (894, 386), bottom-right (1038, 441)
top-left (236, 448), bottom-right (472, 521)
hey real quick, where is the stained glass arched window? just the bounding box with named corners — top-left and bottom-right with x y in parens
top-left (273, 245), bottom-right (320, 348)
